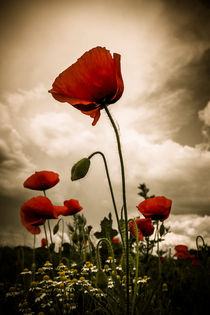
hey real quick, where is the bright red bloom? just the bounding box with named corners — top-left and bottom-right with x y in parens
top-left (49, 46), bottom-right (124, 126)
top-left (54, 199), bottom-right (83, 216)
top-left (20, 196), bottom-right (58, 234)
top-left (174, 245), bottom-right (188, 253)
top-left (112, 237), bottom-right (119, 244)
top-left (23, 171), bottom-right (59, 191)
top-left (137, 196), bottom-right (172, 221)
top-left (129, 218), bottom-right (155, 240)
top-left (174, 244), bottom-right (195, 260)
top-left (41, 238), bottom-right (47, 247)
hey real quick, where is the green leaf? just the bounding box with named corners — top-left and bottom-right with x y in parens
top-left (71, 158), bottom-right (90, 181)
top-left (53, 222), bottom-right (59, 235)
top-left (159, 223), bottom-right (165, 237)
top-left (94, 213), bottom-right (118, 240)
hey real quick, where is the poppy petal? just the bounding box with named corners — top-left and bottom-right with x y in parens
top-left (49, 46), bottom-right (124, 125)
top-left (24, 171), bottom-right (59, 191)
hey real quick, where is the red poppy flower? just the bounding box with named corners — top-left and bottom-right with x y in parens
top-left (112, 237), bottom-right (119, 244)
top-left (54, 199), bottom-right (83, 216)
top-left (23, 171), bottom-right (59, 191)
top-left (41, 238), bottom-right (47, 247)
top-left (49, 46), bottom-right (124, 126)
top-left (174, 245), bottom-right (188, 253)
top-left (20, 196), bottom-right (58, 234)
top-left (129, 218), bottom-right (154, 240)
top-left (137, 196), bottom-right (172, 221)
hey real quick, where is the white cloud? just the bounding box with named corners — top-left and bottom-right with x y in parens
top-left (198, 101), bottom-right (210, 126)
top-left (0, 102), bottom-right (35, 194)
top-left (161, 214), bottom-right (210, 253)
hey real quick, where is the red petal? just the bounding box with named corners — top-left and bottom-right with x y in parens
top-left (54, 206), bottom-right (68, 216)
top-left (49, 47), bottom-right (124, 125)
top-left (23, 171), bottom-right (59, 191)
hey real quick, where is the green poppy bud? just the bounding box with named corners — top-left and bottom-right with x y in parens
top-left (160, 223), bottom-right (165, 237)
top-left (96, 270), bottom-right (108, 290)
top-left (71, 232), bottom-right (78, 244)
top-left (71, 158), bottom-right (90, 181)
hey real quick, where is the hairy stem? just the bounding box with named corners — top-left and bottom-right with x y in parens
top-left (104, 104), bottom-right (129, 314)
top-left (88, 151), bottom-right (124, 248)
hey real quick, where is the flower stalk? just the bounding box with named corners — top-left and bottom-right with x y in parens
top-left (88, 151), bottom-right (124, 248)
top-left (104, 104), bottom-right (129, 314)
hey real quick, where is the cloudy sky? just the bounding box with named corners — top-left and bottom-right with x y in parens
top-left (1, 0), bottom-right (210, 251)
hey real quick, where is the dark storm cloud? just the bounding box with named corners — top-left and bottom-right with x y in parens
top-left (165, 49), bottom-right (210, 110)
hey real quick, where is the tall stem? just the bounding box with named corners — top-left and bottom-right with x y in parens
top-left (88, 151), bottom-right (124, 248)
top-left (32, 229), bottom-right (36, 281)
top-left (104, 104), bottom-right (129, 314)
top-left (48, 219), bottom-right (53, 244)
top-left (59, 219), bottom-right (65, 262)
top-left (44, 222), bottom-right (52, 263)
top-left (156, 220), bottom-right (161, 277)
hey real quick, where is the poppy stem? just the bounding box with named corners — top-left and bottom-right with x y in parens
top-left (47, 219), bottom-right (53, 245)
top-left (156, 220), bottom-right (161, 278)
top-left (88, 151), bottom-right (124, 248)
top-left (59, 219), bottom-right (65, 262)
top-left (104, 104), bottom-right (129, 314)
top-left (32, 229), bottom-right (36, 281)
top-left (128, 219), bottom-right (140, 315)
top-left (43, 222), bottom-right (52, 263)
top-left (81, 224), bottom-right (87, 262)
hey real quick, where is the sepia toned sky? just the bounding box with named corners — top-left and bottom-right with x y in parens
top-left (1, 0), bottom-right (210, 251)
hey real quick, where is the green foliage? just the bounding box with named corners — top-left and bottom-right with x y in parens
top-left (94, 213), bottom-right (118, 240)
top-left (138, 183), bottom-right (155, 199)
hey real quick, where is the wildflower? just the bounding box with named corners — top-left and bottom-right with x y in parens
top-left (20, 196), bottom-right (58, 234)
top-left (43, 275), bottom-right (50, 281)
top-left (137, 196), bottom-right (172, 221)
top-left (21, 269), bottom-right (32, 275)
top-left (71, 278), bottom-right (78, 284)
top-left (54, 199), bottom-right (83, 216)
top-left (162, 283), bottom-right (168, 291)
top-left (80, 277), bottom-right (85, 281)
top-left (43, 261), bottom-right (53, 269)
top-left (116, 264), bottom-right (122, 271)
top-left (49, 46), bottom-right (124, 126)
top-left (23, 170), bottom-right (59, 191)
